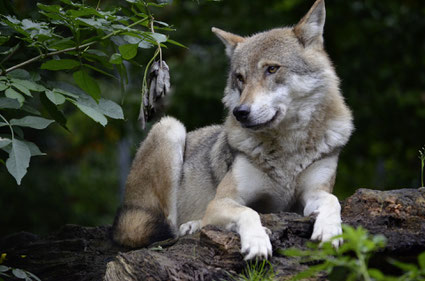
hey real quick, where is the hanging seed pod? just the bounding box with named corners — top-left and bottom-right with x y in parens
top-left (150, 60), bottom-right (170, 103)
top-left (138, 60), bottom-right (171, 130)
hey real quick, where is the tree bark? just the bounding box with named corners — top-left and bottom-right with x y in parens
top-left (1, 188), bottom-right (425, 281)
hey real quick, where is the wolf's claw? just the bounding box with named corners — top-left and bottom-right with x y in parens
top-left (179, 220), bottom-right (201, 236)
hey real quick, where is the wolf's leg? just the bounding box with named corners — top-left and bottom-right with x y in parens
top-left (201, 171), bottom-right (272, 260)
top-left (297, 154), bottom-right (342, 247)
top-left (112, 117), bottom-right (186, 247)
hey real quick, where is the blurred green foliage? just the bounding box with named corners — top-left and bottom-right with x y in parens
top-left (1, 0), bottom-right (425, 236)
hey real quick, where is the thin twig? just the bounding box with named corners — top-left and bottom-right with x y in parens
top-left (0, 43), bottom-right (21, 65)
top-left (150, 18), bottom-right (162, 67)
top-left (96, 0), bottom-right (102, 10)
top-left (0, 113), bottom-right (14, 140)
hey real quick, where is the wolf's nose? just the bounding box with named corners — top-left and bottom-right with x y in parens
top-left (233, 105), bottom-right (251, 122)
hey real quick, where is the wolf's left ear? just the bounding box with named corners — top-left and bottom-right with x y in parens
top-left (294, 0), bottom-right (326, 48)
top-left (212, 27), bottom-right (245, 57)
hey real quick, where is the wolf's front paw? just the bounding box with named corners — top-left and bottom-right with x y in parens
top-left (179, 220), bottom-right (201, 236)
top-left (240, 227), bottom-right (272, 260)
top-left (311, 211), bottom-right (342, 248)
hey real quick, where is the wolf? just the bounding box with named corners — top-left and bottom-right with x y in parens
top-left (112, 0), bottom-right (353, 260)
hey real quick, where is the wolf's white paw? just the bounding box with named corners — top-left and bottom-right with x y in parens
top-left (311, 211), bottom-right (343, 248)
top-left (240, 227), bottom-right (272, 260)
top-left (179, 220), bottom-right (201, 236)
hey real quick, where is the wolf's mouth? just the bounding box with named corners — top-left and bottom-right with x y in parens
top-left (242, 111), bottom-right (280, 130)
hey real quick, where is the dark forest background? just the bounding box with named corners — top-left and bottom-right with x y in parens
top-left (1, 0), bottom-right (424, 236)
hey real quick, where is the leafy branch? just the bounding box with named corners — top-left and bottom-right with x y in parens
top-left (1, 17), bottom-right (148, 76)
top-left (282, 225), bottom-right (425, 281)
top-left (0, 0), bottom-right (181, 185)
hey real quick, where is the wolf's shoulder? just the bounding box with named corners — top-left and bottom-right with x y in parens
top-left (185, 124), bottom-right (225, 160)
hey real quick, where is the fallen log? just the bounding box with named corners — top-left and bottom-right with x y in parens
top-left (1, 188), bottom-right (424, 281)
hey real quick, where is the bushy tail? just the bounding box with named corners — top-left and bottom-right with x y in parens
top-left (112, 205), bottom-right (174, 248)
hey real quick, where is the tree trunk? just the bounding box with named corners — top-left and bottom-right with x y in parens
top-left (1, 188), bottom-right (425, 281)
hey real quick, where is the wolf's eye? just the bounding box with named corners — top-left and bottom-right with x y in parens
top-left (235, 74), bottom-right (244, 83)
top-left (235, 73), bottom-right (244, 84)
top-left (266, 65), bottom-right (280, 74)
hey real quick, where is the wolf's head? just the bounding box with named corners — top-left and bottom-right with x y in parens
top-left (213, 0), bottom-right (339, 131)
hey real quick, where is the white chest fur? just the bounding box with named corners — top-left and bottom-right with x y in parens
top-left (232, 155), bottom-right (295, 212)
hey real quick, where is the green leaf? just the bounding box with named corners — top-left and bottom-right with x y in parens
top-left (77, 18), bottom-right (109, 29)
top-left (52, 88), bottom-right (78, 99)
top-left (0, 97), bottom-right (20, 109)
top-left (167, 39), bottom-right (187, 48)
top-left (5, 88), bottom-right (24, 106)
top-left (7, 69), bottom-right (30, 79)
top-left (123, 34), bottom-right (142, 44)
top-left (98, 99), bottom-right (124, 119)
top-left (12, 268), bottom-right (27, 279)
top-left (368, 268), bottom-right (385, 280)
top-left (0, 35), bottom-right (10, 45)
top-left (6, 139), bottom-right (31, 185)
top-left (72, 102), bottom-right (107, 126)
top-left (39, 11), bottom-right (63, 21)
top-left (22, 104), bottom-right (41, 116)
top-left (11, 79), bottom-right (45, 92)
top-left (12, 83), bottom-right (32, 97)
top-left (40, 93), bottom-right (68, 130)
top-left (48, 37), bottom-right (76, 50)
top-left (41, 59), bottom-right (80, 71)
top-left (418, 252), bottom-right (425, 269)
top-left (46, 90), bottom-right (66, 105)
top-left (13, 127), bottom-right (24, 139)
top-left (23, 140), bottom-right (45, 156)
top-left (150, 33), bottom-right (167, 43)
top-left (10, 116), bottom-right (54, 129)
top-left (147, 2), bottom-right (168, 8)
top-left (86, 49), bottom-right (108, 57)
top-left (72, 70), bottom-right (101, 101)
top-left (109, 53), bottom-right (122, 65)
top-left (11, 78), bottom-right (46, 92)
top-left (154, 20), bottom-right (169, 27)
top-left (0, 81), bottom-right (8, 91)
top-left (119, 44), bottom-right (138, 60)
top-left (388, 258), bottom-right (418, 272)
top-left (37, 3), bottom-right (62, 13)
top-left (138, 40), bottom-right (154, 49)
top-left (0, 138), bottom-right (11, 149)
top-left (25, 271), bottom-right (42, 281)
top-left (0, 265), bottom-right (9, 272)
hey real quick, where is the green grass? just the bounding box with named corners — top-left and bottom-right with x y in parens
top-left (228, 260), bottom-right (275, 281)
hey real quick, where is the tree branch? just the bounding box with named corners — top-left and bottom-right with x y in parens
top-left (0, 17), bottom-right (149, 76)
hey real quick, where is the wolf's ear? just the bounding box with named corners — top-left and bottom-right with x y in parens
top-left (212, 27), bottom-right (245, 57)
top-left (294, 0), bottom-right (326, 48)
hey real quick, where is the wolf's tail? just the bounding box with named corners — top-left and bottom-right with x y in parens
top-left (112, 205), bottom-right (174, 247)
